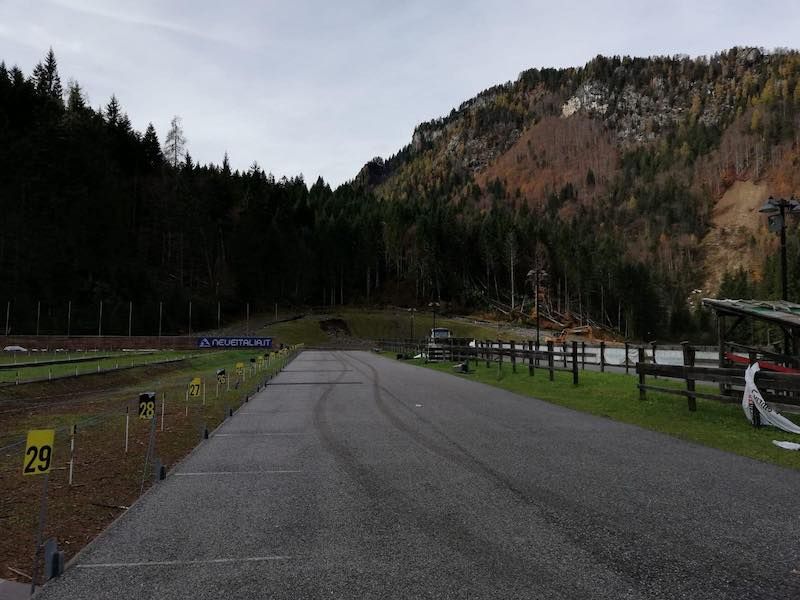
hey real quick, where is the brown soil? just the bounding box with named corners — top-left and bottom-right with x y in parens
top-left (700, 180), bottom-right (770, 295)
top-left (0, 357), bottom-right (275, 585)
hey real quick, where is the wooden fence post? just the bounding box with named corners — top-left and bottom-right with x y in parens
top-left (497, 339), bottom-right (503, 376)
top-left (572, 341), bottom-right (579, 385)
top-left (547, 341), bottom-right (554, 381)
top-left (624, 341), bottom-right (630, 375)
top-left (511, 340), bottom-right (516, 374)
top-left (682, 342), bottom-right (697, 412)
top-left (638, 347), bottom-right (646, 400)
top-left (600, 341), bottom-right (606, 372)
top-left (528, 340), bottom-right (534, 376)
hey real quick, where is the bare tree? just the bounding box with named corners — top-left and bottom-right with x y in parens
top-left (164, 115), bottom-right (186, 168)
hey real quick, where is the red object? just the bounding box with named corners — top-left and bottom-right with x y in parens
top-left (724, 352), bottom-right (800, 374)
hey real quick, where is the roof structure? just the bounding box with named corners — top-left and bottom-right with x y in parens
top-left (702, 298), bottom-right (800, 330)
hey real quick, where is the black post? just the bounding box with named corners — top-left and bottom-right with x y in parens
top-left (485, 340), bottom-right (490, 368)
top-left (638, 347), bottom-right (646, 401)
top-left (528, 340), bottom-right (534, 376)
top-left (600, 341), bottom-right (605, 373)
top-left (511, 340), bottom-right (516, 373)
top-left (624, 341), bottom-right (630, 375)
top-left (562, 342), bottom-right (567, 368)
top-left (547, 341), bottom-right (554, 381)
top-left (497, 338), bottom-right (503, 376)
top-left (682, 342), bottom-right (696, 412)
top-left (572, 341), bottom-right (579, 385)
top-left (581, 341), bottom-right (586, 370)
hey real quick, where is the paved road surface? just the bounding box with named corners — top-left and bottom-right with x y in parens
top-left (38, 350), bottom-right (800, 599)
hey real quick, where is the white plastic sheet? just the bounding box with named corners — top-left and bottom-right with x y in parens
top-left (742, 363), bottom-right (800, 435)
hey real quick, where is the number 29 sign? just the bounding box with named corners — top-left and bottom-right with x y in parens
top-left (23, 429), bottom-right (55, 476)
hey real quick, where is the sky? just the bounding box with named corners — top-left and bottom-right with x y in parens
top-left (1, 0), bottom-right (800, 186)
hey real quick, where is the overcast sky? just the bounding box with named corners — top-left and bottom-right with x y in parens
top-left (1, 0), bottom-right (799, 185)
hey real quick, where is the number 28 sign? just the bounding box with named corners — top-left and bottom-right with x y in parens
top-left (23, 429), bottom-right (55, 476)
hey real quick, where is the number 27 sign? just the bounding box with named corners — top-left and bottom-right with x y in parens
top-left (23, 429), bottom-right (55, 476)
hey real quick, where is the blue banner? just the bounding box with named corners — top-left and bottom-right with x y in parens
top-left (197, 337), bottom-right (273, 349)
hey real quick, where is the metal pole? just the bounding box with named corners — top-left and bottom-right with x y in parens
top-left (535, 274), bottom-right (540, 349)
top-left (98, 301), bottom-right (103, 337)
top-left (781, 203), bottom-right (788, 301)
top-left (158, 301), bottom-right (163, 338)
top-left (161, 393), bottom-right (165, 432)
top-left (29, 474), bottom-right (49, 595)
top-left (68, 425), bottom-right (77, 486)
top-left (781, 203), bottom-right (791, 358)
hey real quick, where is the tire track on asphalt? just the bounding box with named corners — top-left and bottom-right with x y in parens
top-left (342, 352), bottom-right (800, 600)
top-left (315, 353), bottom-right (596, 599)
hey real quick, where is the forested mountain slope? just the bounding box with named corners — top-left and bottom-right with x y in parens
top-left (355, 47), bottom-right (800, 336)
top-left (2, 48), bottom-right (800, 339)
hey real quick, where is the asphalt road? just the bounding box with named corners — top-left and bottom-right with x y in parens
top-left (37, 350), bottom-right (800, 599)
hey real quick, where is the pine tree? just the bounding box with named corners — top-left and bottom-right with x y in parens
top-left (164, 115), bottom-right (186, 168)
top-left (142, 123), bottom-right (162, 169)
top-left (105, 95), bottom-right (121, 127)
top-left (222, 152), bottom-right (231, 176)
top-left (31, 47), bottom-right (63, 102)
top-left (66, 81), bottom-right (86, 112)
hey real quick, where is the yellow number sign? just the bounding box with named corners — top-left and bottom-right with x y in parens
top-left (217, 369), bottom-right (226, 384)
top-left (23, 429), bottom-right (55, 476)
top-left (257, 355), bottom-right (264, 364)
top-left (235, 362), bottom-right (244, 376)
top-left (138, 393), bottom-right (156, 420)
top-left (188, 377), bottom-right (202, 397)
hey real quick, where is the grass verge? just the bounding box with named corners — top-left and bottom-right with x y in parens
top-left (400, 355), bottom-right (800, 471)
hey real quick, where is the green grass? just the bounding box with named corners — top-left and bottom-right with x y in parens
top-left (401, 355), bottom-right (800, 471)
top-left (0, 348), bottom-right (296, 441)
top-left (0, 350), bottom-right (190, 384)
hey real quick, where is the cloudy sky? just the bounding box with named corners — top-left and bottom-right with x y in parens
top-left (1, 0), bottom-right (799, 185)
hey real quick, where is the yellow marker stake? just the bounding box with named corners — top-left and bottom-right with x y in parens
top-left (188, 377), bottom-right (201, 398)
top-left (23, 429), bottom-right (55, 476)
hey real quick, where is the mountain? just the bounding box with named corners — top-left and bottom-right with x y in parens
top-left (3, 47), bottom-right (799, 340)
top-left (354, 47), bottom-right (800, 334)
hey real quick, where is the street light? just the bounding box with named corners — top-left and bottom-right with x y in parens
top-left (527, 268), bottom-right (548, 350)
top-left (428, 301), bottom-right (440, 332)
top-left (758, 195), bottom-right (800, 301)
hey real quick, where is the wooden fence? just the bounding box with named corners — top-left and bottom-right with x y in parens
top-left (376, 338), bottom-right (605, 385)
top-left (636, 343), bottom-right (800, 412)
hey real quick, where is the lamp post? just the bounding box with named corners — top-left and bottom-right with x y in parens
top-left (759, 196), bottom-right (800, 301)
top-left (428, 301), bottom-right (440, 333)
top-left (759, 196), bottom-right (800, 357)
top-left (408, 308), bottom-right (417, 340)
top-left (527, 268), bottom-right (547, 350)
